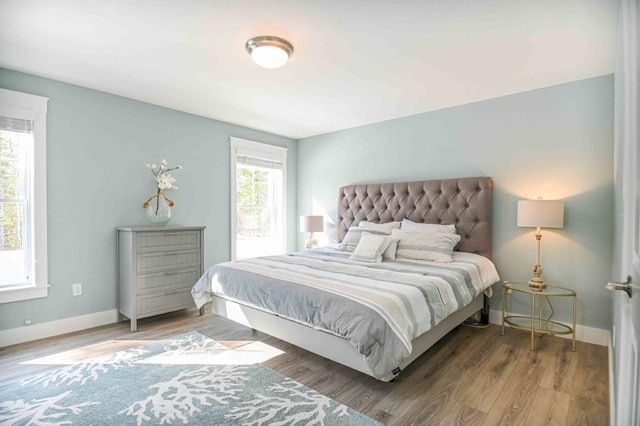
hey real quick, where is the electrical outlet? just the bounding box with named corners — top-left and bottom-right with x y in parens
top-left (24, 319), bottom-right (31, 325)
top-left (72, 283), bottom-right (82, 297)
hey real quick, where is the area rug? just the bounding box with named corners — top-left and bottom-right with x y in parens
top-left (0, 331), bottom-right (382, 425)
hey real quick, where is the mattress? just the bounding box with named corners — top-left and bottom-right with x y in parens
top-left (191, 247), bottom-right (500, 380)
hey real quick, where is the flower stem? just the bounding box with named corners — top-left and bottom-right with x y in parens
top-left (155, 188), bottom-right (161, 215)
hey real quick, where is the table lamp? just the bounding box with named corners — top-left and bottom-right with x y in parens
top-left (300, 215), bottom-right (324, 249)
top-left (517, 198), bottom-right (564, 289)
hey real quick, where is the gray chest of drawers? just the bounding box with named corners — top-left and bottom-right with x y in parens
top-left (117, 226), bottom-right (205, 331)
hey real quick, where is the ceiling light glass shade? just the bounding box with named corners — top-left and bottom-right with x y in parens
top-left (246, 36), bottom-right (294, 69)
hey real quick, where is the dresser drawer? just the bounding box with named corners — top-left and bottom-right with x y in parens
top-left (136, 268), bottom-right (200, 294)
top-left (136, 249), bottom-right (201, 273)
top-left (137, 288), bottom-right (194, 316)
top-left (137, 230), bottom-right (201, 253)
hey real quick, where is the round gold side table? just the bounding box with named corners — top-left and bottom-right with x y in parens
top-left (501, 281), bottom-right (576, 351)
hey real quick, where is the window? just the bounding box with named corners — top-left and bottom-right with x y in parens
top-left (0, 88), bottom-right (48, 303)
top-left (230, 137), bottom-right (287, 260)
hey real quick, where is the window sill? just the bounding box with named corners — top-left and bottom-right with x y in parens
top-left (0, 284), bottom-right (49, 304)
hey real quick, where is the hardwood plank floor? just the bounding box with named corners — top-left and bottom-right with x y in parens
top-left (0, 307), bottom-right (609, 425)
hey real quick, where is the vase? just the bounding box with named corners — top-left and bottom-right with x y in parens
top-left (146, 193), bottom-right (171, 226)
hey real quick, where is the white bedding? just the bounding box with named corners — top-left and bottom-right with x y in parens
top-left (192, 247), bottom-right (500, 379)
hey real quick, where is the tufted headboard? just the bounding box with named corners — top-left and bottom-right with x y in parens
top-left (337, 177), bottom-right (494, 259)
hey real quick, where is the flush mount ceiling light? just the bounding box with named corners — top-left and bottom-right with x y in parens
top-left (245, 35), bottom-right (294, 69)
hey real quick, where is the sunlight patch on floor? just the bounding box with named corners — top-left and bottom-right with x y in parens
top-left (139, 340), bottom-right (285, 365)
top-left (231, 340), bottom-right (285, 364)
top-left (21, 337), bottom-right (285, 367)
top-left (22, 340), bottom-right (151, 365)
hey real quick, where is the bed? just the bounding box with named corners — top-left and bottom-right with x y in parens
top-left (192, 176), bottom-right (499, 381)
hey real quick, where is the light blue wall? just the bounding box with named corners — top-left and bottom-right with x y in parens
top-left (297, 76), bottom-right (614, 330)
top-left (0, 69), bottom-right (614, 334)
top-left (0, 68), bottom-right (296, 332)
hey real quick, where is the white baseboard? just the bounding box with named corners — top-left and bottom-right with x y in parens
top-left (489, 309), bottom-right (609, 347)
top-left (0, 309), bottom-right (119, 348)
top-left (0, 308), bottom-right (611, 350)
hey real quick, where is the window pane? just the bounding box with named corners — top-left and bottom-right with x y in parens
top-left (1, 131), bottom-right (27, 200)
top-left (0, 158), bottom-right (23, 199)
top-left (0, 202), bottom-right (23, 250)
top-left (0, 129), bottom-right (29, 287)
top-left (254, 182), bottom-right (268, 206)
top-left (236, 164), bottom-right (283, 259)
top-left (237, 169), bottom-right (254, 206)
top-left (0, 201), bottom-right (27, 286)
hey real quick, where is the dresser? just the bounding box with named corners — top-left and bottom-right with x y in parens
top-left (117, 226), bottom-right (206, 332)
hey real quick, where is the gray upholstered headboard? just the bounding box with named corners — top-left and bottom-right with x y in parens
top-left (337, 177), bottom-right (493, 259)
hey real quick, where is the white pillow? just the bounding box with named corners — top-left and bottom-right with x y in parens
top-left (350, 233), bottom-right (394, 263)
top-left (338, 227), bottom-right (388, 252)
top-left (392, 229), bottom-right (461, 263)
top-left (359, 221), bottom-right (401, 233)
top-left (382, 239), bottom-right (399, 260)
top-left (400, 219), bottom-right (456, 234)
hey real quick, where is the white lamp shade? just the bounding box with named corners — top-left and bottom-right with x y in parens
top-left (517, 199), bottom-right (564, 228)
top-left (300, 215), bottom-right (324, 233)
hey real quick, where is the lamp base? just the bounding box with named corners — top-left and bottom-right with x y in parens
top-left (528, 278), bottom-right (546, 290)
top-left (528, 264), bottom-right (546, 289)
top-left (304, 233), bottom-right (318, 250)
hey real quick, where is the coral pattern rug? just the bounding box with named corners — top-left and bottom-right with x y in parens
top-left (0, 331), bottom-right (381, 425)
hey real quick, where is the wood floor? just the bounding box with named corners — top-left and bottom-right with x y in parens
top-left (0, 307), bottom-right (609, 425)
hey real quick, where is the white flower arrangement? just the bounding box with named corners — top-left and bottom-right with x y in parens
top-left (143, 159), bottom-right (182, 210)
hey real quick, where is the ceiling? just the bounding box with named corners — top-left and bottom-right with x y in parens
top-left (0, 0), bottom-right (618, 139)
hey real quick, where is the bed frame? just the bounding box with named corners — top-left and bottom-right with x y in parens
top-left (211, 176), bottom-right (494, 381)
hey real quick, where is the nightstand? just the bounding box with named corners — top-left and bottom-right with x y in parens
top-left (501, 281), bottom-right (576, 351)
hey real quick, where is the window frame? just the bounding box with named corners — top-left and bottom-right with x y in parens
top-left (0, 88), bottom-right (49, 304)
top-left (230, 137), bottom-right (287, 261)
